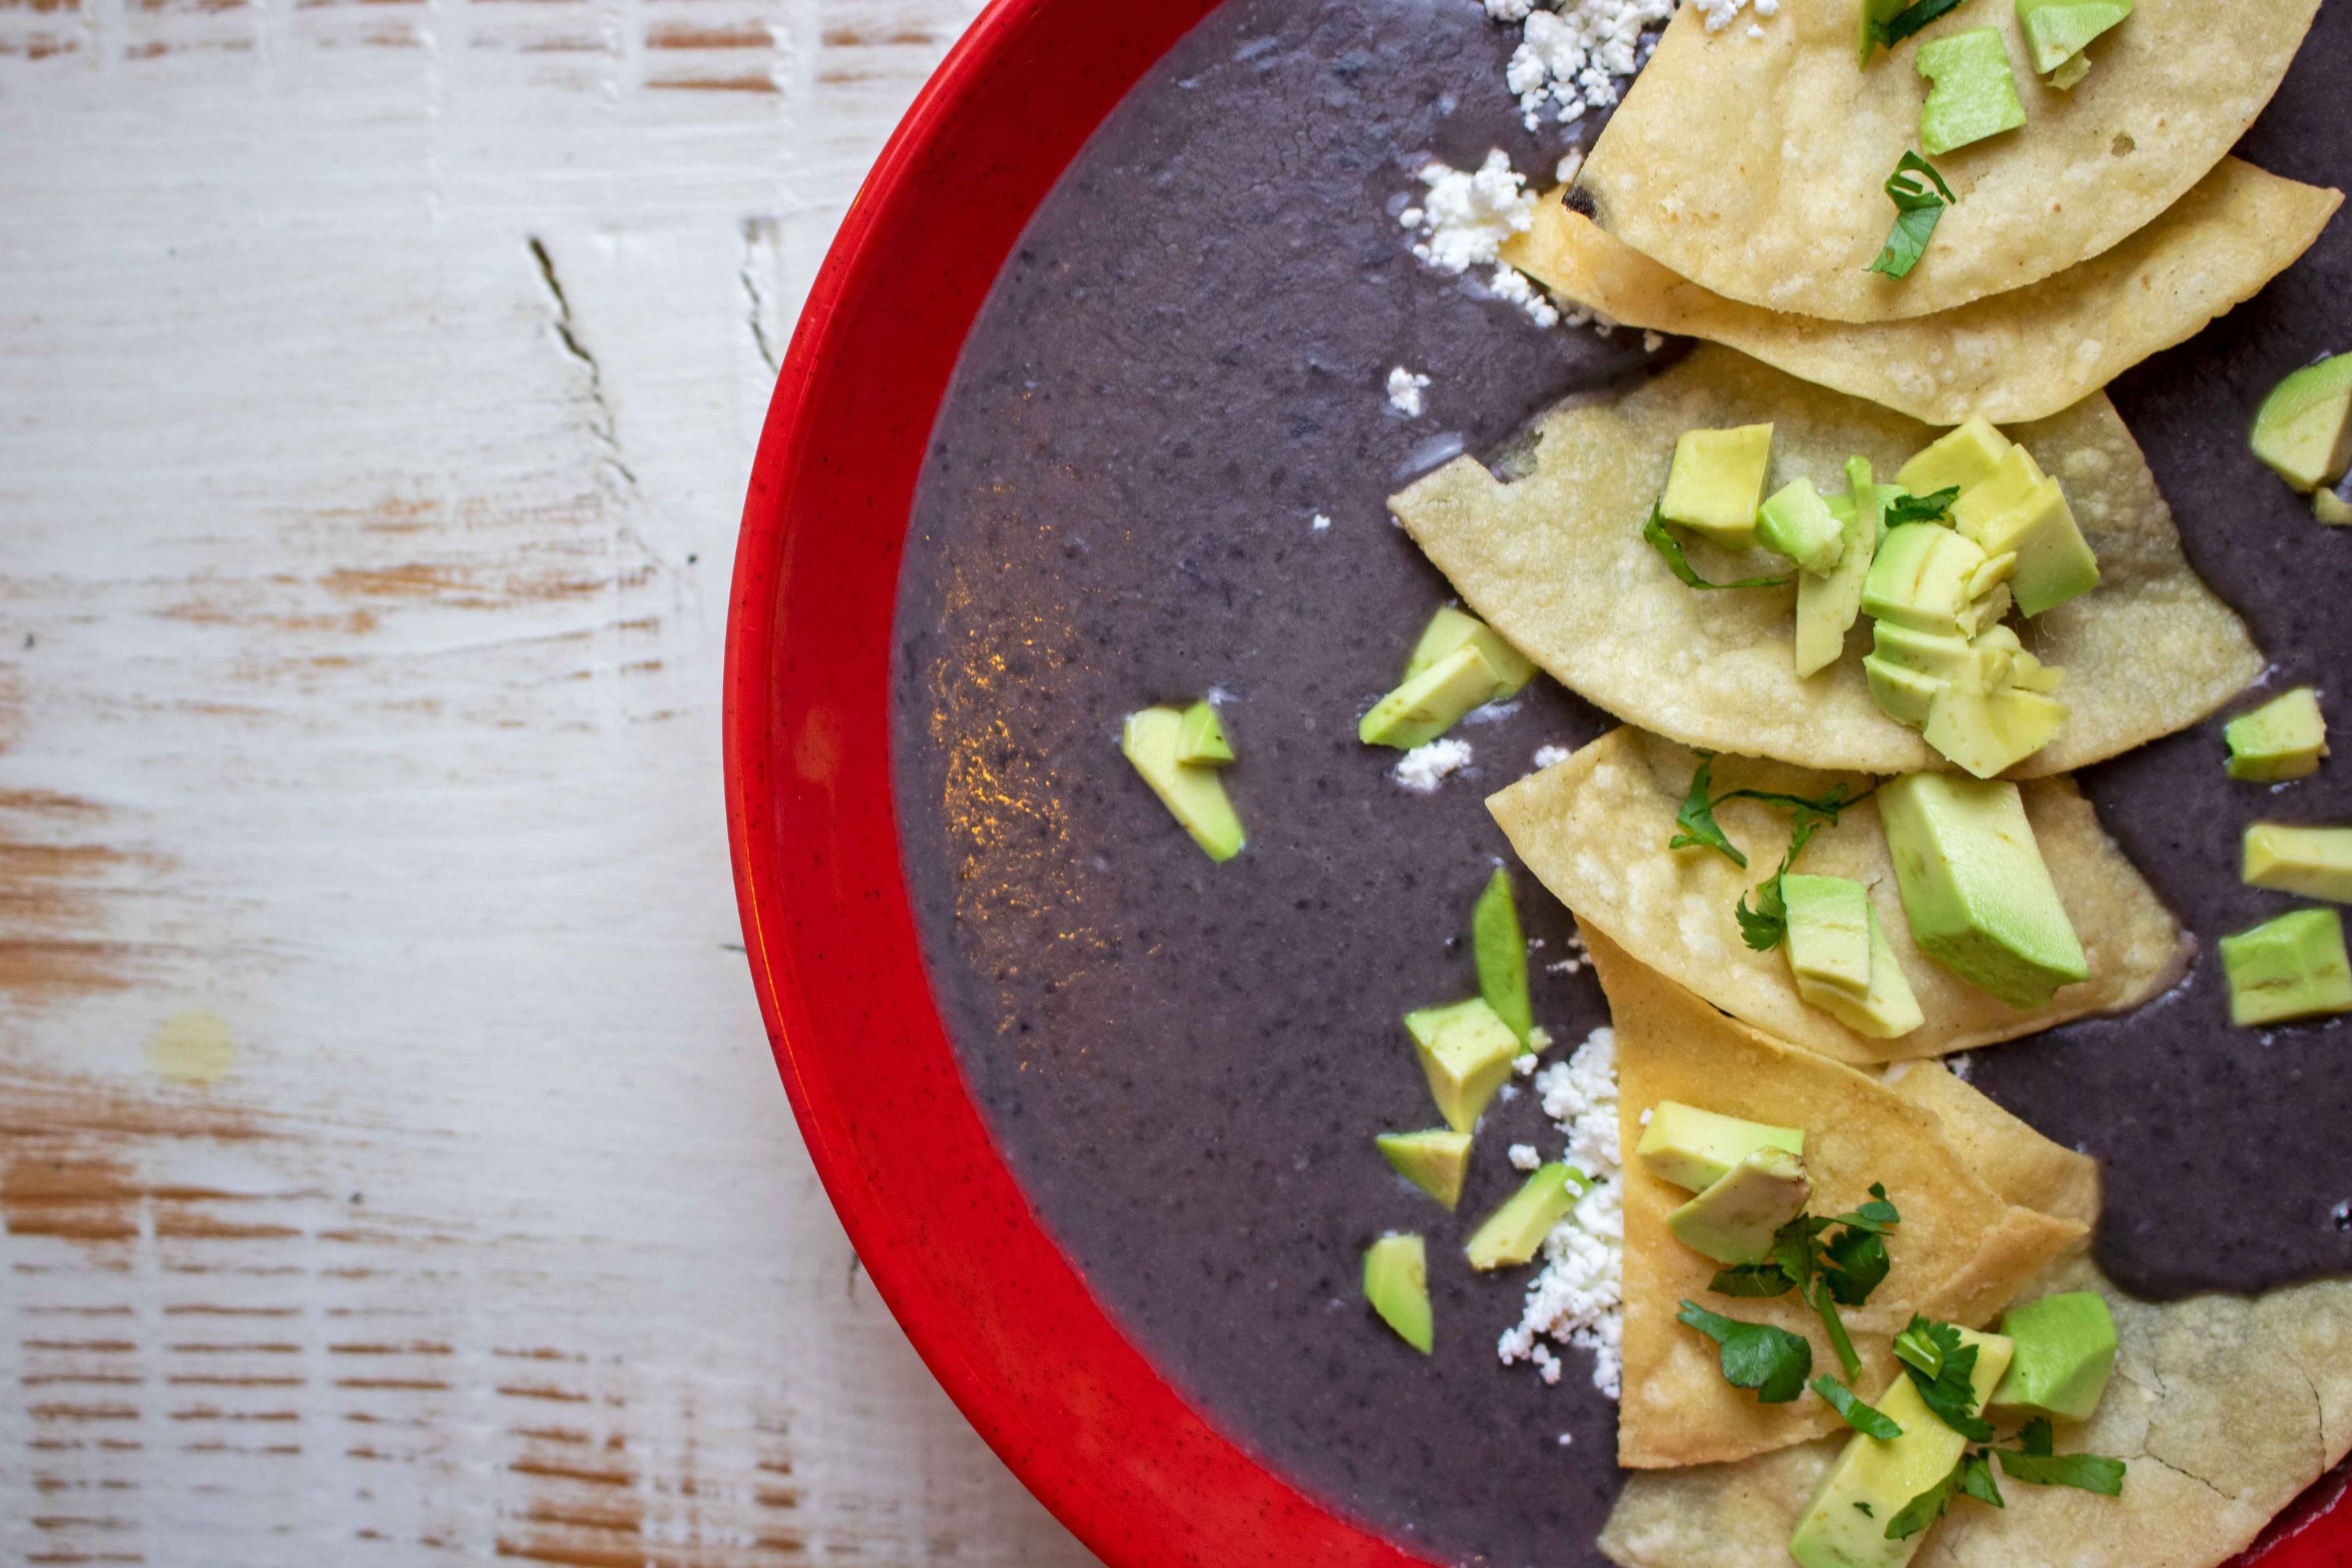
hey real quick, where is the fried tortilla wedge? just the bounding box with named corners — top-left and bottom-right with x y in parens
top-left (1500, 161), bottom-right (2341, 425)
top-left (1885, 1060), bottom-right (2101, 1227)
top-left (1596, 928), bottom-right (2087, 1469)
top-left (1577, 0), bottom-right (2321, 323)
top-left (1490, 730), bottom-right (2186, 1064)
top-left (1390, 346), bottom-right (2261, 775)
top-left (1599, 1254), bottom-right (2352, 1568)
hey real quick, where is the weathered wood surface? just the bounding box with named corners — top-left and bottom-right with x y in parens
top-left (0, 2), bottom-right (1101, 1561)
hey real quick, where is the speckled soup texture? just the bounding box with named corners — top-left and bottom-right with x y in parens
top-left (891, 0), bottom-right (2352, 1561)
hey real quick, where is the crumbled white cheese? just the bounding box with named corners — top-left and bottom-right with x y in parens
top-left (1555, 149), bottom-right (1585, 187)
top-left (1510, 1142), bottom-right (1543, 1170)
top-left (1532, 743), bottom-right (1575, 770)
top-left (1745, 20), bottom-right (1765, 36)
top-left (1513, 1052), bottom-right (1540, 1079)
top-left (1638, 1106), bottom-right (1653, 1126)
top-left (1498, 0), bottom-right (1675, 131)
top-left (1487, 263), bottom-right (1562, 328)
top-left (1397, 151), bottom-right (1565, 329)
top-left (1311, 513), bottom-right (1332, 531)
top-left (1689, 0), bottom-right (1749, 30)
top-left (1642, 330), bottom-right (1665, 354)
top-left (1557, 1432), bottom-right (1575, 1447)
top-left (1531, 1342), bottom-right (1565, 1384)
top-left (1948, 1052), bottom-right (1975, 1082)
top-left (1392, 737), bottom-right (1472, 792)
top-left (1485, 0), bottom-right (1536, 17)
top-left (1386, 366), bottom-right (1432, 417)
top-left (1500, 1026), bottom-right (1625, 1399)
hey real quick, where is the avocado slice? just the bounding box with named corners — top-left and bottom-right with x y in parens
top-left (1990, 1291), bottom-right (2118, 1421)
top-left (1787, 1328), bottom-right (2017, 1568)
top-left (1121, 707), bottom-right (1245, 862)
top-left (1759, 478), bottom-right (1848, 575)
top-left (1175, 699), bottom-right (1235, 766)
top-left (1466, 1162), bottom-right (1586, 1270)
top-left (1862, 523), bottom-right (1991, 635)
top-left (2251, 353), bottom-right (2352, 492)
top-left (1376, 1130), bottom-right (1475, 1211)
top-left (2244, 823), bottom-right (2352, 905)
top-left (1363, 1233), bottom-right (1434, 1353)
top-left (1954, 475), bottom-right (2100, 618)
top-left (1635, 1101), bottom-right (1805, 1193)
top-left (1950, 443), bottom-right (2045, 532)
top-left (2016, 0), bottom-right (2132, 73)
top-left (1667, 1146), bottom-right (1812, 1266)
top-left (1895, 417), bottom-right (2013, 500)
top-left (1879, 772), bottom-right (2091, 1008)
top-left (1916, 28), bottom-right (2026, 157)
top-left (2224, 687), bottom-right (2329, 781)
top-left (1661, 424), bottom-right (1775, 549)
top-left (1360, 642), bottom-right (1503, 750)
top-left (1404, 997), bottom-right (1522, 1132)
top-left (1472, 866), bottom-right (1534, 1043)
top-left (1800, 903), bottom-right (1927, 1040)
top-left (2318, 486), bottom-right (2352, 526)
top-left (1796, 467), bottom-right (1885, 678)
top-left (1784, 874), bottom-right (1874, 997)
top-left (1405, 605), bottom-right (1536, 698)
top-left (1864, 656), bottom-right (1948, 727)
top-left (2218, 907), bottom-right (2352, 1026)
top-left (1922, 683), bottom-right (2070, 780)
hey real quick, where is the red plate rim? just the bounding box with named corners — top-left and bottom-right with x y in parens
top-left (719, 2), bottom-right (2352, 1563)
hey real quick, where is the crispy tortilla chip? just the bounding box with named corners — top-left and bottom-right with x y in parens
top-left (1490, 730), bottom-right (2187, 1064)
top-left (1501, 161), bottom-right (2341, 425)
top-left (1596, 928), bottom-right (2087, 1469)
top-left (1578, 0), bottom-right (2321, 323)
top-left (1885, 1061), bottom-right (2102, 1227)
top-left (1391, 346), bottom-right (2261, 775)
top-left (1598, 1255), bottom-right (2352, 1568)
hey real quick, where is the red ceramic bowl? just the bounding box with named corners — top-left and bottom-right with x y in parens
top-left (721, 2), bottom-right (2352, 1562)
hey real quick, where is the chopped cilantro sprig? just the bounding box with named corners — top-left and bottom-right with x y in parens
top-left (1885, 486), bottom-right (1960, 526)
top-left (1643, 504), bottom-right (1793, 591)
top-left (1813, 1374), bottom-right (1904, 1439)
top-left (1676, 1302), bottom-right (1813, 1403)
top-left (1889, 1413), bottom-right (2127, 1541)
top-left (1895, 1315), bottom-right (1996, 1441)
top-left (1861, 0), bottom-right (1972, 60)
top-left (1869, 152), bottom-right (1956, 281)
top-left (1694, 1185), bottom-right (1901, 1399)
top-left (1668, 755), bottom-right (1866, 910)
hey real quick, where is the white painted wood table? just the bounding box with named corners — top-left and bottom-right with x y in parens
top-left (0, 3), bottom-right (1103, 1561)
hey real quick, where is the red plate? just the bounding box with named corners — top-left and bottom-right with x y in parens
top-left (721, 1), bottom-right (2352, 1561)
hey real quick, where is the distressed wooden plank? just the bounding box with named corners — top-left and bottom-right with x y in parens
top-left (0, 1), bottom-right (1095, 1562)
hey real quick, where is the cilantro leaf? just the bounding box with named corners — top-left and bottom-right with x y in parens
top-left (1885, 1457), bottom-right (1964, 1540)
top-left (1885, 486), bottom-right (1960, 526)
top-left (1812, 1375), bottom-right (1904, 1440)
top-left (1821, 1225), bottom-right (1892, 1307)
top-left (1736, 875), bottom-right (1790, 951)
top-left (1960, 1451), bottom-right (2005, 1509)
top-left (1677, 1301), bottom-right (1813, 1404)
top-left (1708, 1262), bottom-right (1798, 1297)
top-left (1867, 152), bottom-right (1956, 281)
top-left (1714, 784), bottom-right (1865, 835)
top-left (1892, 1317), bottom-right (1948, 1379)
top-left (1810, 1274), bottom-right (1864, 1381)
top-left (1670, 753), bottom-right (1749, 867)
top-left (1864, 0), bottom-right (1972, 55)
top-left (1833, 1183), bottom-right (1902, 1233)
top-left (1643, 504), bottom-right (1793, 591)
top-left (1996, 1421), bottom-right (2127, 1495)
top-left (1896, 1317), bottom-right (1995, 1441)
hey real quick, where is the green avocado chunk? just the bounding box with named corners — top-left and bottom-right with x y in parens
top-left (2245, 824), bottom-right (2352, 905)
top-left (1862, 523), bottom-right (1993, 635)
top-left (2016, 0), bottom-right (2133, 74)
top-left (1472, 867), bottom-right (1535, 1043)
top-left (2219, 907), bottom-right (2352, 1027)
top-left (1635, 1101), bottom-right (1805, 1193)
top-left (1924, 682), bottom-right (2070, 780)
top-left (1788, 1329), bottom-right (2017, 1568)
top-left (1796, 467), bottom-right (1885, 678)
top-left (1363, 1233), bottom-right (1434, 1353)
top-left (1661, 424), bottom-right (1775, 549)
top-left (1863, 618), bottom-right (2068, 773)
top-left (1376, 1130), bottom-right (1474, 1211)
top-left (1121, 707), bottom-right (1245, 862)
top-left (2317, 486), bottom-right (2352, 526)
top-left (2252, 353), bottom-right (2352, 492)
top-left (1667, 1146), bottom-right (1812, 1266)
top-left (1990, 1291), bottom-right (2118, 1421)
top-left (1784, 874), bottom-right (1874, 996)
top-left (1466, 1162), bottom-right (1587, 1270)
top-left (1800, 903), bottom-right (1927, 1040)
top-left (1954, 468), bottom-right (2099, 618)
top-left (1175, 699), bottom-right (1235, 766)
top-left (1916, 28), bottom-right (2027, 157)
top-left (1896, 417), bottom-right (2012, 499)
top-left (2225, 687), bottom-right (2329, 781)
top-left (1405, 605), bottom-right (1537, 698)
top-left (1360, 642), bottom-right (1503, 750)
top-left (1404, 997), bottom-right (1523, 1132)
top-left (1760, 478), bottom-right (1848, 574)
top-left (1879, 772), bottom-right (2090, 1008)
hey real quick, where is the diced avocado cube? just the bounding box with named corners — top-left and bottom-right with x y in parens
top-left (1950, 443), bottom-right (2047, 534)
top-left (1661, 424), bottom-right (1774, 549)
top-left (1472, 866), bottom-right (1533, 1043)
top-left (1759, 478), bottom-right (1847, 575)
top-left (1788, 1329), bottom-right (2017, 1568)
top-left (1363, 1233), bottom-right (1434, 1353)
top-left (1404, 998), bottom-right (1522, 1132)
top-left (1376, 1130), bottom-right (1475, 1212)
top-left (1466, 1162), bottom-right (1586, 1270)
top-left (2218, 907), bottom-right (2352, 1027)
top-left (1798, 903), bottom-right (1927, 1040)
top-left (1360, 642), bottom-right (1503, 750)
top-left (2016, 0), bottom-right (2132, 73)
top-left (1405, 605), bottom-right (1537, 698)
top-left (1863, 523), bottom-right (1991, 635)
top-left (1922, 684), bottom-right (2069, 778)
top-left (1783, 874), bottom-right (1874, 997)
top-left (1866, 656), bottom-right (1945, 727)
top-left (2317, 487), bottom-right (2352, 526)
top-left (2224, 687), bottom-right (2329, 781)
top-left (1797, 463), bottom-right (1884, 678)
top-left (1896, 416), bottom-right (2014, 499)
top-left (1858, 0), bottom-right (1905, 63)
top-left (1635, 1101), bottom-right (1805, 1193)
top-left (1121, 707), bottom-right (1245, 862)
top-left (2251, 353), bottom-right (2352, 492)
top-left (1990, 1291), bottom-right (2118, 1421)
top-left (1879, 772), bottom-right (2091, 1008)
top-left (1667, 1146), bottom-right (1811, 1266)
top-left (2049, 50), bottom-right (2092, 87)
top-left (1872, 621), bottom-right (1980, 682)
top-left (2244, 823), bottom-right (2352, 905)
top-left (1916, 28), bottom-right (2027, 156)
top-left (1956, 475), bottom-right (2100, 617)
top-left (1175, 699), bottom-right (1235, 766)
